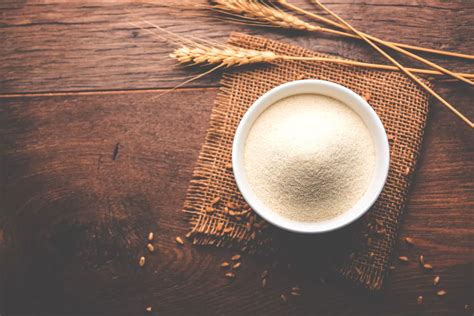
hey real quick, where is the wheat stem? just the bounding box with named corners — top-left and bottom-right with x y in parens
top-left (277, 0), bottom-right (474, 60)
top-left (170, 44), bottom-right (474, 78)
top-left (302, 0), bottom-right (474, 85)
top-left (285, 56), bottom-right (474, 78)
top-left (312, 0), bottom-right (473, 128)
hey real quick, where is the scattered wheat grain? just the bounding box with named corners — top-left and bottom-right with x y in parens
top-left (231, 254), bottom-right (241, 261)
top-left (404, 166), bottom-right (411, 176)
top-left (419, 255), bottom-right (425, 265)
top-left (227, 202), bottom-right (238, 209)
top-left (205, 206), bottom-right (215, 213)
top-left (221, 262), bottom-right (230, 268)
top-left (175, 236), bottom-right (184, 245)
top-left (362, 91), bottom-right (371, 102)
top-left (211, 196), bottom-right (221, 206)
top-left (423, 263), bottom-right (433, 270)
top-left (437, 290), bottom-right (447, 296)
top-left (147, 243), bottom-right (155, 253)
top-left (148, 232), bottom-right (154, 241)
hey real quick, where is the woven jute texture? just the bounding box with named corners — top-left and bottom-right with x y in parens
top-left (183, 33), bottom-right (430, 290)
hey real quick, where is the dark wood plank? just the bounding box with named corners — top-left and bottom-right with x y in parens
top-left (1, 0), bottom-right (473, 94)
top-left (1, 89), bottom-right (472, 315)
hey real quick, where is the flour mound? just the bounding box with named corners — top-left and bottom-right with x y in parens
top-left (244, 94), bottom-right (376, 222)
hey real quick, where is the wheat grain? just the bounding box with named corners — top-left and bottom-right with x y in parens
top-left (147, 243), bottom-right (155, 253)
top-left (231, 254), bottom-right (241, 261)
top-left (419, 255), bottom-right (425, 265)
top-left (175, 236), bottom-right (185, 245)
top-left (221, 261), bottom-right (230, 268)
top-left (225, 272), bottom-right (236, 278)
top-left (423, 263), bottom-right (433, 270)
top-left (211, 196), bottom-right (221, 205)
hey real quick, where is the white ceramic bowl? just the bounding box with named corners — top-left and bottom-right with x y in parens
top-left (232, 80), bottom-right (390, 234)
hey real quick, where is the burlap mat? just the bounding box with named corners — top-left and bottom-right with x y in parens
top-left (183, 32), bottom-right (430, 290)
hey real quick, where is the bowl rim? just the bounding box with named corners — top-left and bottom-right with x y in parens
top-left (232, 79), bottom-right (390, 234)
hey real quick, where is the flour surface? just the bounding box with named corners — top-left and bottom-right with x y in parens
top-left (244, 94), bottom-right (376, 222)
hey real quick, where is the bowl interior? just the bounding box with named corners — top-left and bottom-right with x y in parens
top-left (232, 80), bottom-right (390, 234)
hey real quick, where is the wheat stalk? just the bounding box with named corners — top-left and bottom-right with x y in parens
top-left (210, 0), bottom-right (473, 84)
top-left (170, 43), bottom-right (474, 79)
top-left (275, 0), bottom-right (474, 60)
top-left (310, 0), bottom-right (473, 128)
top-left (298, 0), bottom-right (474, 85)
top-left (135, 21), bottom-right (472, 126)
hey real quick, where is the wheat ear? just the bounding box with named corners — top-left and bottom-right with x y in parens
top-left (211, 0), bottom-right (350, 35)
top-left (171, 45), bottom-right (279, 67)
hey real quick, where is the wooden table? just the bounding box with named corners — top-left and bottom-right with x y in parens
top-left (1, 1), bottom-right (473, 315)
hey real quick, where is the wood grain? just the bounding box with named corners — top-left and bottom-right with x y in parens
top-left (0, 0), bottom-right (473, 315)
top-left (0, 0), bottom-right (473, 94)
top-left (0, 88), bottom-right (472, 315)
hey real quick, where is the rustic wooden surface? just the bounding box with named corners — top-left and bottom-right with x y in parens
top-left (0, 1), bottom-right (473, 315)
